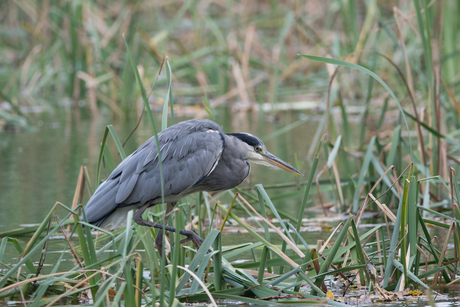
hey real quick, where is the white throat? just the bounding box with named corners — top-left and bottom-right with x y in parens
top-left (247, 152), bottom-right (278, 169)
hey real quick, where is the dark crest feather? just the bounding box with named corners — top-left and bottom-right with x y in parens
top-left (227, 133), bottom-right (263, 147)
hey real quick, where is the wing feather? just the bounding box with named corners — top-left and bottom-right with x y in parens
top-left (116, 173), bottom-right (139, 203)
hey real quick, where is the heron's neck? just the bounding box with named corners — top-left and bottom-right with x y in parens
top-left (223, 134), bottom-right (253, 160)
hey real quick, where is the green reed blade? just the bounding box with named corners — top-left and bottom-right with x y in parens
top-left (256, 184), bottom-right (295, 243)
top-left (382, 196), bottom-right (403, 288)
top-left (352, 136), bottom-right (376, 212)
top-left (295, 137), bottom-right (322, 239)
top-left (166, 59), bottom-right (175, 125)
top-left (350, 220), bottom-right (369, 286)
top-left (107, 125), bottom-right (127, 159)
top-left (326, 135), bottom-right (342, 168)
top-left (257, 246), bottom-right (270, 284)
top-left (162, 59), bottom-right (173, 131)
top-left (418, 206), bottom-right (460, 224)
top-left (408, 176), bottom-right (418, 257)
top-left (169, 209), bottom-right (181, 305)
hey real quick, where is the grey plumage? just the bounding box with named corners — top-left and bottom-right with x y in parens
top-left (84, 119), bottom-right (302, 243)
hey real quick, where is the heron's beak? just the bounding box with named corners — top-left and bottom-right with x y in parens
top-left (261, 152), bottom-right (303, 176)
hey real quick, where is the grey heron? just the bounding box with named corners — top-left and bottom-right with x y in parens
top-left (84, 119), bottom-right (302, 253)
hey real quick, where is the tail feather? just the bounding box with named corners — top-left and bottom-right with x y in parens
top-left (84, 179), bottom-right (120, 225)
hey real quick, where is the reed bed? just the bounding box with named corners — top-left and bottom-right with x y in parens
top-left (1, 0), bottom-right (460, 306)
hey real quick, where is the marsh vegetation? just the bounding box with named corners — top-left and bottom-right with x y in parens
top-left (1, 0), bottom-right (460, 306)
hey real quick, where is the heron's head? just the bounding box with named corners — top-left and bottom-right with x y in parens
top-left (228, 133), bottom-right (302, 176)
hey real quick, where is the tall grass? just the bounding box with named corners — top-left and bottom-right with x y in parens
top-left (1, 0), bottom-right (460, 305)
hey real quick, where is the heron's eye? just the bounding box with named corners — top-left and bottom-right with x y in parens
top-left (255, 146), bottom-right (262, 152)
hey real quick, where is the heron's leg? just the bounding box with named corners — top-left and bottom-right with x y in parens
top-left (133, 203), bottom-right (205, 252)
top-left (161, 203), bottom-right (205, 249)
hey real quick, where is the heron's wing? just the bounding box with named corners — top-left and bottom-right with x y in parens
top-left (84, 120), bottom-right (225, 224)
top-left (118, 128), bottom-right (225, 205)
